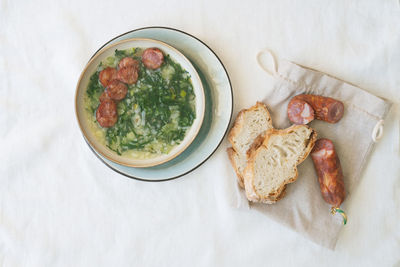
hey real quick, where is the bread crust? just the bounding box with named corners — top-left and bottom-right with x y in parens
top-left (227, 147), bottom-right (244, 188)
top-left (244, 125), bottom-right (317, 203)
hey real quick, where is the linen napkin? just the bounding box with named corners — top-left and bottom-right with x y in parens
top-left (231, 50), bottom-right (392, 249)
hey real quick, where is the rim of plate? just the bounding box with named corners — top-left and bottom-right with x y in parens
top-left (83, 26), bottom-right (233, 182)
top-left (75, 37), bottom-right (205, 167)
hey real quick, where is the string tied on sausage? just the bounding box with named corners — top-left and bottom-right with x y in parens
top-left (331, 207), bottom-right (347, 225)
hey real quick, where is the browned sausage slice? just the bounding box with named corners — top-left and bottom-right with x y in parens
top-left (99, 91), bottom-right (110, 102)
top-left (117, 66), bottom-right (138, 85)
top-left (118, 57), bottom-right (139, 69)
top-left (288, 95), bottom-right (344, 124)
top-left (287, 99), bottom-right (315, 125)
top-left (311, 138), bottom-right (345, 208)
top-left (142, 48), bottom-right (164, 70)
top-left (96, 98), bottom-right (118, 128)
top-left (99, 67), bottom-right (117, 88)
top-left (106, 80), bottom-right (128, 100)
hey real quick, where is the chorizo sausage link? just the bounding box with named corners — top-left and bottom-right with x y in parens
top-left (297, 94), bottom-right (344, 123)
top-left (311, 138), bottom-right (345, 208)
top-left (287, 94), bottom-right (344, 124)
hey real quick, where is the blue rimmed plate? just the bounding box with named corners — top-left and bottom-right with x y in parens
top-left (85, 27), bottom-right (233, 181)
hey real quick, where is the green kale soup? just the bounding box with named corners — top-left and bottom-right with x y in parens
top-left (84, 47), bottom-right (196, 159)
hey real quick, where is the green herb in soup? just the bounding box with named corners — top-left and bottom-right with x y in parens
top-left (84, 47), bottom-right (196, 157)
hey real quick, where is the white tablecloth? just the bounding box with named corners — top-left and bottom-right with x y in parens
top-left (1, 0), bottom-right (400, 266)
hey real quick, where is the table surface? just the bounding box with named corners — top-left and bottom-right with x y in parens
top-left (1, 0), bottom-right (400, 266)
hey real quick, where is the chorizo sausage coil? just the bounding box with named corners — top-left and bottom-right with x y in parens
top-left (311, 138), bottom-right (347, 225)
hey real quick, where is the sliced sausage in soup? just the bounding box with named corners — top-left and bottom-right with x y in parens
top-left (142, 48), bottom-right (164, 70)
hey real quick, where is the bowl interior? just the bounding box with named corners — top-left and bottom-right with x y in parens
top-left (76, 38), bottom-right (205, 167)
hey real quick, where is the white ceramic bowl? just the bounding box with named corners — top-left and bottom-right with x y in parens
top-left (75, 38), bottom-right (205, 167)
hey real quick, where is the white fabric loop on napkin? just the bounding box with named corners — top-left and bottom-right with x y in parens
top-left (256, 49), bottom-right (278, 76)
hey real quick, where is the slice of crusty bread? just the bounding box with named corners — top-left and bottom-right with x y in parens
top-left (244, 125), bottom-right (317, 203)
top-left (227, 102), bottom-right (273, 187)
